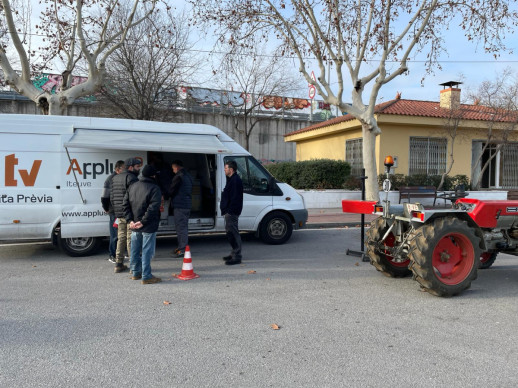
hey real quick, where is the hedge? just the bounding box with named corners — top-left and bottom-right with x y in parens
top-left (264, 160), bottom-right (469, 191)
top-left (377, 173), bottom-right (470, 191)
top-left (265, 159), bottom-right (351, 189)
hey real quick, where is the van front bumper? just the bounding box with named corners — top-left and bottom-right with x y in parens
top-left (292, 209), bottom-right (308, 229)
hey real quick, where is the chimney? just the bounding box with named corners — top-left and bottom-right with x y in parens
top-left (439, 81), bottom-right (462, 110)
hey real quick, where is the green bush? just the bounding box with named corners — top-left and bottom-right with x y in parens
top-left (342, 175), bottom-right (362, 190)
top-left (377, 173), bottom-right (470, 191)
top-left (265, 159), bottom-right (351, 189)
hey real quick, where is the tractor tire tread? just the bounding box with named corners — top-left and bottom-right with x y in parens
top-left (408, 217), bottom-right (481, 297)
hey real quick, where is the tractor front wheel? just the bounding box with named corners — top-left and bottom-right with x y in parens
top-left (408, 217), bottom-right (482, 297)
top-left (365, 217), bottom-right (411, 278)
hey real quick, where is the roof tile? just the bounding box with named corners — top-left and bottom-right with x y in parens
top-left (285, 99), bottom-right (518, 137)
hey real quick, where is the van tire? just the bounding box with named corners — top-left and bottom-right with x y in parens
top-left (259, 211), bottom-right (293, 245)
top-left (59, 236), bottom-right (102, 257)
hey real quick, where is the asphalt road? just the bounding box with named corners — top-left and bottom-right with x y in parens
top-left (1, 228), bottom-right (518, 387)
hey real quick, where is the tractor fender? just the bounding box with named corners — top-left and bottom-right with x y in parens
top-left (421, 212), bottom-right (487, 251)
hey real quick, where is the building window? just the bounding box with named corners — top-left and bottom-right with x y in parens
top-left (500, 143), bottom-right (518, 188)
top-left (345, 138), bottom-right (363, 177)
top-left (473, 141), bottom-right (518, 189)
top-left (409, 137), bottom-right (447, 175)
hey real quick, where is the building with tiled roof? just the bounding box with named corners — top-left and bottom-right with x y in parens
top-left (284, 86), bottom-right (518, 189)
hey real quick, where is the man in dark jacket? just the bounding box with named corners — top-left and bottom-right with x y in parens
top-left (220, 160), bottom-right (244, 265)
top-left (123, 165), bottom-right (162, 284)
top-left (111, 157), bottom-right (142, 273)
top-left (169, 160), bottom-right (193, 257)
top-left (101, 160), bottom-right (125, 263)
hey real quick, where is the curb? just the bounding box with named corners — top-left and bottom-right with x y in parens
top-left (305, 222), bottom-right (369, 229)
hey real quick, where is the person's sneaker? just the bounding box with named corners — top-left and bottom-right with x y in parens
top-left (170, 249), bottom-right (180, 257)
top-left (108, 255), bottom-right (116, 264)
top-left (131, 274), bottom-right (142, 280)
top-left (114, 264), bottom-right (128, 273)
top-left (222, 255), bottom-right (232, 262)
top-left (176, 250), bottom-right (185, 258)
top-left (225, 257), bottom-right (242, 265)
top-left (141, 276), bottom-right (162, 285)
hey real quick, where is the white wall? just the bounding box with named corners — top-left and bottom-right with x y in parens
top-left (298, 190), bottom-right (508, 209)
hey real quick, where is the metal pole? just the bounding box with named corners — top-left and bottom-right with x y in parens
top-left (360, 168), bottom-right (366, 253)
top-left (346, 168), bottom-right (368, 261)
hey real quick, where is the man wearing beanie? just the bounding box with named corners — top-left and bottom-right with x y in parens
top-left (111, 157), bottom-right (142, 273)
top-left (123, 164), bottom-right (162, 284)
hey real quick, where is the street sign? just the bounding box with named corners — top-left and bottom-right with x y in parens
top-left (310, 71), bottom-right (316, 84)
top-left (309, 86), bottom-right (316, 99)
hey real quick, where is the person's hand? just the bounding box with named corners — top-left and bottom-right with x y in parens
top-left (133, 221), bottom-right (143, 229)
top-left (129, 221), bottom-right (136, 229)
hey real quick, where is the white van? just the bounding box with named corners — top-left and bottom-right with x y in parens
top-left (0, 114), bottom-right (307, 256)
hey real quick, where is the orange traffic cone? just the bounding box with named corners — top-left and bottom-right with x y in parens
top-left (173, 245), bottom-right (199, 280)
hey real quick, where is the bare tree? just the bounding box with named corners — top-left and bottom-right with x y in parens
top-left (0, 0), bottom-right (158, 115)
top-left (99, 8), bottom-right (196, 121)
top-left (190, 0), bottom-right (517, 200)
top-left (218, 45), bottom-right (304, 150)
top-left (437, 105), bottom-right (466, 191)
top-left (468, 69), bottom-right (518, 190)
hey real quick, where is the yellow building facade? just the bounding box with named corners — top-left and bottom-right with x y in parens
top-left (285, 88), bottom-right (518, 189)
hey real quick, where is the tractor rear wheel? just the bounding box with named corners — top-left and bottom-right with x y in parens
top-left (365, 217), bottom-right (411, 278)
top-left (480, 251), bottom-right (498, 269)
top-left (408, 217), bottom-right (482, 297)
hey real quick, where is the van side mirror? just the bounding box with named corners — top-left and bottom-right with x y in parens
top-left (261, 178), bottom-right (269, 191)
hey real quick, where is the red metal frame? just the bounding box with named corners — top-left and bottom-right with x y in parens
top-left (457, 198), bottom-right (518, 228)
top-left (342, 200), bottom-right (377, 214)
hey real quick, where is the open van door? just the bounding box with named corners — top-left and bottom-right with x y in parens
top-left (61, 128), bottom-right (230, 255)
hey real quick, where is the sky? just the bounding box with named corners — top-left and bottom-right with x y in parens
top-left (8, 0), bottom-right (518, 105)
top-left (178, 1), bottom-right (518, 105)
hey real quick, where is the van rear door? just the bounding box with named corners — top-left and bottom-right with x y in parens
top-left (0, 132), bottom-right (61, 240)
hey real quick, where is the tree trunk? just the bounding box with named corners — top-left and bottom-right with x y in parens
top-left (47, 94), bottom-right (68, 116)
top-left (361, 122), bottom-right (380, 201)
top-left (245, 133), bottom-right (250, 151)
top-left (438, 142), bottom-right (455, 191)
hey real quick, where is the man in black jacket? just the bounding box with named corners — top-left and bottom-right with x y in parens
top-left (101, 160), bottom-right (125, 263)
top-left (169, 159), bottom-right (193, 257)
top-left (111, 157), bottom-right (142, 273)
top-left (220, 160), bottom-right (244, 265)
top-left (123, 165), bottom-right (162, 284)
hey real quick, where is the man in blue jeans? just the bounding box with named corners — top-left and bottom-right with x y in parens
top-left (101, 160), bottom-right (125, 263)
top-left (123, 165), bottom-right (162, 284)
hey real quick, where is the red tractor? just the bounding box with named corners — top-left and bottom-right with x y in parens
top-left (343, 156), bottom-right (518, 297)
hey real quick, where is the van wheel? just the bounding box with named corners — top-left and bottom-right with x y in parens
top-left (259, 212), bottom-right (293, 245)
top-left (59, 236), bottom-right (101, 257)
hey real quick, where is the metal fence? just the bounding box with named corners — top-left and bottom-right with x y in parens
top-left (409, 137), bottom-right (447, 175)
top-left (501, 143), bottom-right (518, 188)
top-left (345, 138), bottom-right (363, 177)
